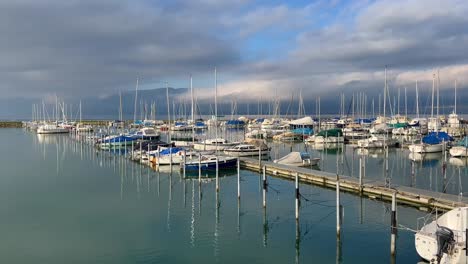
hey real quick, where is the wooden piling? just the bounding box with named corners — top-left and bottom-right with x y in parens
top-left (391, 192), bottom-right (397, 255)
top-left (336, 181), bottom-right (341, 238)
top-left (263, 165), bottom-right (266, 208)
top-left (295, 172), bottom-right (299, 220)
top-left (237, 157), bottom-right (240, 200)
top-left (216, 157), bottom-right (219, 192)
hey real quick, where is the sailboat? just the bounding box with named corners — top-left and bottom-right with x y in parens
top-left (75, 101), bottom-right (93, 132)
top-left (441, 80), bottom-right (464, 137)
top-left (37, 98), bottom-right (70, 134)
top-left (409, 73), bottom-right (448, 153)
top-left (193, 68), bottom-right (239, 151)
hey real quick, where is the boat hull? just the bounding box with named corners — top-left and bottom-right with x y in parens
top-left (223, 149), bottom-right (269, 157)
top-left (193, 143), bottom-right (237, 151)
top-left (184, 157), bottom-right (238, 171)
top-left (450, 146), bottom-right (468, 157)
top-left (408, 143), bottom-right (443, 153)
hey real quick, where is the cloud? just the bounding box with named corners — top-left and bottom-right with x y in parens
top-left (1, 0), bottom-right (468, 118)
top-left (0, 0), bottom-right (240, 98)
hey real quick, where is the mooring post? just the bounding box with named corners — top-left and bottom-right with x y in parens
top-left (124, 139), bottom-right (127, 158)
top-left (336, 148), bottom-right (339, 180)
top-left (336, 181), bottom-right (341, 238)
top-left (215, 157), bottom-right (219, 192)
top-left (147, 144), bottom-right (150, 164)
top-left (237, 157), bottom-right (240, 200)
top-left (391, 192), bottom-right (397, 255)
top-left (131, 140), bottom-right (134, 160)
top-left (385, 146), bottom-right (389, 172)
top-left (169, 147), bottom-right (173, 172)
top-left (183, 150), bottom-right (186, 178)
top-left (295, 172), bottom-right (299, 220)
top-left (139, 140), bottom-right (142, 163)
top-left (258, 147), bottom-right (261, 168)
top-left (262, 165), bottom-right (267, 208)
top-left (198, 154), bottom-right (202, 182)
top-left (359, 157), bottom-right (363, 192)
top-left (157, 147), bottom-right (160, 170)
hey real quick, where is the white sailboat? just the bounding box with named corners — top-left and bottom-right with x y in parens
top-left (409, 73), bottom-right (444, 153)
top-left (193, 68), bottom-right (237, 151)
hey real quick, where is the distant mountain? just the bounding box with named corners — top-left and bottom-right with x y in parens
top-left (80, 87), bottom-right (188, 120)
top-left (1, 86), bottom-right (467, 120)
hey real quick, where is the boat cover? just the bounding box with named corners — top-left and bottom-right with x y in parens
top-left (159, 147), bottom-right (184, 155)
top-left (289, 116), bottom-right (314, 126)
top-left (275, 152), bottom-right (308, 165)
top-left (422, 132), bottom-right (453, 144)
top-left (316, 128), bottom-right (342, 137)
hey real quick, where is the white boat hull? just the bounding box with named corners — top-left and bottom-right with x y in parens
top-left (193, 143), bottom-right (236, 151)
top-left (223, 150), bottom-right (269, 157)
top-left (314, 136), bottom-right (344, 144)
top-left (415, 207), bottom-right (468, 263)
top-left (450, 146), bottom-right (468, 157)
top-left (408, 143), bottom-right (443, 153)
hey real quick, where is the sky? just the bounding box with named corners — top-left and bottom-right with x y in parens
top-left (2, 0), bottom-right (468, 117)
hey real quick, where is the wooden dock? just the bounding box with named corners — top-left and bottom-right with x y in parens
top-left (240, 158), bottom-right (468, 211)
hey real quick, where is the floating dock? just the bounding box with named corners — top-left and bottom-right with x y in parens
top-left (240, 158), bottom-right (468, 211)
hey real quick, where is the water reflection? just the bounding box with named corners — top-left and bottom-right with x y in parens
top-left (449, 157), bottom-right (468, 167)
top-left (9, 130), bottom-right (440, 263)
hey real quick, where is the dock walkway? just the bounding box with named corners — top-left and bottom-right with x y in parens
top-left (240, 158), bottom-right (468, 211)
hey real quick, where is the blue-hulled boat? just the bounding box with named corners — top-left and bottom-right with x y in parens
top-left (183, 155), bottom-right (237, 171)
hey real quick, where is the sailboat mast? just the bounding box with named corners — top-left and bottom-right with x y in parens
top-left (166, 81), bottom-right (171, 142)
top-left (214, 68), bottom-right (218, 120)
top-left (404, 87), bottom-right (407, 117)
top-left (190, 75), bottom-right (194, 122)
top-left (431, 73), bottom-right (435, 119)
top-left (133, 78), bottom-right (139, 123)
top-left (454, 80), bottom-right (457, 114)
top-left (119, 91), bottom-right (122, 121)
top-left (397, 87), bottom-right (400, 116)
top-left (437, 69), bottom-right (440, 117)
top-left (416, 80), bottom-right (420, 118)
top-left (79, 100), bottom-right (82, 123)
top-left (384, 67), bottom-right (387, 119)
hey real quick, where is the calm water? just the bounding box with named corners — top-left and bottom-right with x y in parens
top-left (0, 128), bottom-right (454, 263)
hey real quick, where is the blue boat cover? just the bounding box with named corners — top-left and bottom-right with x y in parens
top-left (422, 132), bottom-right (453, 144)
top-left (159, 147), bottom-right (184, 155)
top-left (225, 120), bottom-right (245, 125)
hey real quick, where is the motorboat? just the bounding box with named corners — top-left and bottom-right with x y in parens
top-left (130, 127), bottom-right (160, 141)
top-left (274, 152), bottom-right (319, 167)
top-left (193, 138), bottom-right (239, 151)
top-left (183, 155), bottom-right (238, 172)
top-left (415, 207), bottom-right (468, 263)
top-left (223, 142), bottom-right (270, 157)
top-left (357, 135), bottom-right (399, 148)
